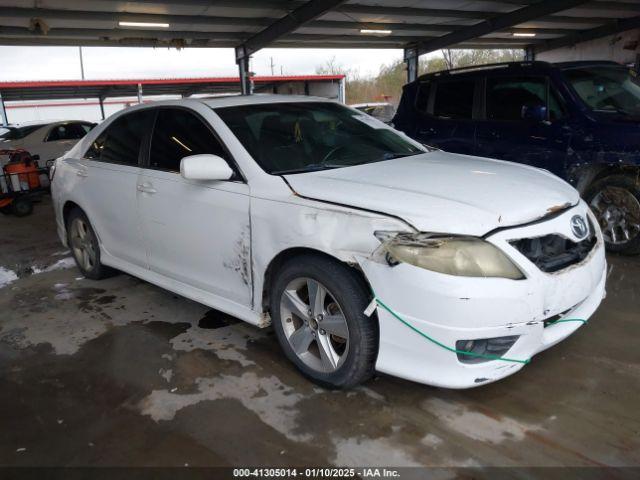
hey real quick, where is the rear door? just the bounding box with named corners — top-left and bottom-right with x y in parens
top-left (413, 78), bottom-right (477, 154)
top-left (75, 110), bottom-right (154, 267)
top-left (475, 75), bottom-right (571, 177)
top-left (137, 107), bottom-right (252, 305)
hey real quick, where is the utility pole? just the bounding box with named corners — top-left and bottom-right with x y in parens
top-left (79, 46), bottom-right (85, 80)
top-left (270, 57), bottom-right (275, 76)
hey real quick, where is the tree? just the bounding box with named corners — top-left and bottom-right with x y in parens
top-left (315, 49), bottom-right (524, 105)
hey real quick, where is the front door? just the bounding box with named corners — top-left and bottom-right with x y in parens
top-left (137, 107), bottom-right (252, 306)
top-left (475, 76), bottom-right (571, 178)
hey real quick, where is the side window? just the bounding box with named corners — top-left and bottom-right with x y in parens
top-left (84, 110), bottom-right (154, 165)
top-left (80, 123), bottom-right (94, 134)
top-left (149, 108), bottom-right (227, 172)
top-left (415, 82), bottom-right (430, 113)
top-left (486, 77), bottom-right (558, 121)
top-left (433, 80), bottom-right (475, 119)
top-left (64, 123), bottom-right (91, 139)
top-left (46, 126), bottom-right (63, 142)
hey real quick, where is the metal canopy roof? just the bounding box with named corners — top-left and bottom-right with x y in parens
top-left (0, 75), bottom-right (345, 102)
top-left (0, 0), bottom-right (639, 55)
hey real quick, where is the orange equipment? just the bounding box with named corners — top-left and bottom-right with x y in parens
top-left (0, 148), bottom-right (48, 216)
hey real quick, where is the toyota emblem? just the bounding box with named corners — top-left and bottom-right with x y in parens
top-left (570, 215), bottom-right (589, 239)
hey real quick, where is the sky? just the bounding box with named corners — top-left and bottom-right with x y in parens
top-left (0, 46), bottom-right (403, 81)
top-left (0, 45), bottom-right (405, 122)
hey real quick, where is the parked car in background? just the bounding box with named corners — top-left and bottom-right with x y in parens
top-left (51, 96), bottom-right (605, 389)
top-left (393, 60), bottom-right (640, 254)
top-left (0, 120), bottom-right (95, 167)
top-left (350, 102), bottom-right (396, 123)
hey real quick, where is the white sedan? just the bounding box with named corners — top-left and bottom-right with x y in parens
top-left (50, 95), bottom-right (606, 389)
top-left (0, 120), bottom-right (95, 166)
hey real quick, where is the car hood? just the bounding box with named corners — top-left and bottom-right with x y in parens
top-left (283, 151), bottom-right (580, 236)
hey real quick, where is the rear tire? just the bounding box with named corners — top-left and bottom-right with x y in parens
top-left (66, 208), bottom-right (112, 279)
top-left (11, 197), bottom-right (33, 217)
top-left (270, 253), bottom-right (378, 389)
top-left (585, 174), bottom-right (640, 255)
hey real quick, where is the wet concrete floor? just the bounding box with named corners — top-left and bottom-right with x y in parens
top-left (0, 197), bottom-right (638, 468)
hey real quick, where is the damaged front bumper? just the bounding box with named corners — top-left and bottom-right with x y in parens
top-left (358, 204), bottom-right (607, 389)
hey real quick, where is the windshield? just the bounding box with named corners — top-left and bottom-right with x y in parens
top-left (564, 65), bottom-right (640, 115)
top-left (0, 124), bottom-right (46, 140)
top-left (214, 102), bottom-right (424, 174)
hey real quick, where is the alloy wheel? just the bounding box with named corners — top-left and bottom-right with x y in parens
top-left (279, 277), bottom-right (350, 373)
top-left (590, 186), bottom-right (640, 245)
top-left (69, 218), bottom-right (97, 271)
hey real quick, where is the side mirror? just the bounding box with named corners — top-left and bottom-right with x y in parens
top-left (180, 154), bottom-right (234, 181)
top-left (521, 104), bottom-right (547, 122)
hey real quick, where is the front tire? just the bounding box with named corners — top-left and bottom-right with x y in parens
top-left (270, 253), bottom-right (378, 389)
top-left (586, 174), bottom-right (640, 255)
top-left (66, 208), bottom-right (111, 279)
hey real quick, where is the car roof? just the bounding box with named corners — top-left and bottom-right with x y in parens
top-left (415, 60), bottom-right (624, 82)
top-left (200, 94), bottom-right (336, 108)
top-left (350, 102), bottom-right (392, 107)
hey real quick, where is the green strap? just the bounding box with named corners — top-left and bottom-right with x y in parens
top-left (373, 297), bottom-right (587, 365)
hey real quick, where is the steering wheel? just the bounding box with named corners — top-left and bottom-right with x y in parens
top-left (320, 145), bottom-right (349, 165)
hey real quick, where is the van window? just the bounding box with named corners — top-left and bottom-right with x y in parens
top-left (149, 108), bottom-right (227, 172)
top-left (486, 77), bottom-right (564, 121)
top-left (415, 83), bottom-right (430, 113)
top-left (85, 110), bottom-right (154, 165)
top-left (433, 80), bottom-right (475, 119)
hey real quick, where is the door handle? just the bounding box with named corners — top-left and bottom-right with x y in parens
top-left (137, 182), bottom-right (157, 194)
top-left (76, 170), bottom-right (88, 177)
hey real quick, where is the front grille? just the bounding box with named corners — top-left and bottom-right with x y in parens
top-left (510, 226), bottom-right (596, 273)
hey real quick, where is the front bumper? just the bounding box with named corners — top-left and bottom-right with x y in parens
top-left (358, 203), bottom-right (607, 389)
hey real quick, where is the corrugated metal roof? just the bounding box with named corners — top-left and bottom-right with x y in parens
top-left (0, 0), bottom-right (638, 53)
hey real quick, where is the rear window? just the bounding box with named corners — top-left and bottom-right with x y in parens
top-left (433, 80), bottom-right (475, 119)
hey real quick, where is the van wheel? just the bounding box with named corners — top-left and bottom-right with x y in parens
top-left (270, 253), bottom-right (378, 389)
top-left (586, 174), bottom-right (640, 255)
top-left (66, 208), bottom-right (111, 279)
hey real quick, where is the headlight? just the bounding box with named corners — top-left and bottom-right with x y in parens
top-left (375, 232), bottom-right (524, 279)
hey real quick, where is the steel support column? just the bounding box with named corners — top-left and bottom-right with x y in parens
top-left (405, 47), bottom-right (419, 83)
top-left (0, 92), bottom-right (7, 126)
top-left (524, 46), bottom-right (535, 61)
top-left (98, 97), bottom-right (105, 120)
top-left (236, 47), bottom-right (253, 96)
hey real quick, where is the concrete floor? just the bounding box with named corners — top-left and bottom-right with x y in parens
top-left (1, 196), bottom-right (639, 469)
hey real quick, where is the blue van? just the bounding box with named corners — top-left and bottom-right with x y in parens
top-left (393, 60), bottom-right (640, 254)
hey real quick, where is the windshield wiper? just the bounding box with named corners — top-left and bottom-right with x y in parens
top-left (594, 106), bottom-right (634, 115)
top-left (378, 151), bottom-right (422, 161)
top-left (273, 163), bottom-right (340, 175)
